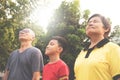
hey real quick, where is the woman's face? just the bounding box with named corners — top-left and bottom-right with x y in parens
top-left (86, 16), bottom-right (107, 37)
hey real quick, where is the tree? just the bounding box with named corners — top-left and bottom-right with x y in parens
top-left (110, 25), bottom-right (120, 45)
top-left (0, 0), bottom-right (29, 71)
top-left (0, 0), bottom-right (44, 72)
top-left (38, 1), bottom-right (91, 79)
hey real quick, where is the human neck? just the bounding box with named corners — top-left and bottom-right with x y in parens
top-left (48, 54), bottom-right (60, 64)
top-left (89, 36), bottom-right (104, 48)
top-left (19, 41), bottom-right (32, 53)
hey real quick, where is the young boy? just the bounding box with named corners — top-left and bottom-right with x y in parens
top-left (42, 36), bottom-right (69, 80)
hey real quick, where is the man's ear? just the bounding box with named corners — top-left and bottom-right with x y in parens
top-left (31, 37), bottom-right (35, 41)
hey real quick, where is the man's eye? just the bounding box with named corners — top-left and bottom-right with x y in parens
top-left (93, 20), bottom-right (98, 23)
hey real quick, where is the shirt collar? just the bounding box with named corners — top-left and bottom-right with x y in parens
top-left (84, 38), bottom-right (109, 51)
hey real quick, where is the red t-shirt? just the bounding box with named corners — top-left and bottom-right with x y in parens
top-left (42, 59), bottom-right (69, 80)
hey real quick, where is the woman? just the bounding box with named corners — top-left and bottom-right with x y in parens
top-left (74, 14), bottom-right (120, 80)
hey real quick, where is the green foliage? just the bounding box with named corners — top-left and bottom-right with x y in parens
top-left (2, 1), bottom-right (118, 80)
top-left (39, 1), bottom-right (90, 79)
top-left (110, 25), bottom-right (120, 45)
top-left (0, 0), bottom-right (119, 79)
top-left (0, 0), bottom-right (44, 72)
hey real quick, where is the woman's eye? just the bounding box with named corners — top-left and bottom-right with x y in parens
top-left (93, 20), bottom-right (99, 23)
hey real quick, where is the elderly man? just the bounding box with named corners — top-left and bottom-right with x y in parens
top-left (2, 28), bottom-right (44, 80)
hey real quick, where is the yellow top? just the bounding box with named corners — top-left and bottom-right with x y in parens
top-left (74, 41), bottom-right (120, 80)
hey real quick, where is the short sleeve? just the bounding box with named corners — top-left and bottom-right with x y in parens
top-left (107, 43), bottom-right (120, 77)
top-left (5, 56), bottom-right (11, 70)
top-left (31, 49), bottom-right (44, 72)
top-left (5, 51), bottom-right (16, 71)
top-left (58, 63), bottom-right (69, 78)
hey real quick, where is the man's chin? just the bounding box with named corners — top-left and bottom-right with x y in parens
top-left (19, 38), bottom-right (28, 41)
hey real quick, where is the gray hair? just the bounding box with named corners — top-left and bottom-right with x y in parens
top-left (23, 28), bottom-right (35, 38)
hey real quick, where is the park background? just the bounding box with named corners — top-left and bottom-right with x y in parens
top-left (0, 0), bottom-right (120, 80)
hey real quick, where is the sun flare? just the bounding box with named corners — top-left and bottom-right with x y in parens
top-left (29, 7), bottom-right (53, 32)
top-left (29, 0), bottom-right (64, 32)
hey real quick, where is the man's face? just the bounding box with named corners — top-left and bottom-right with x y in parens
top-left (19, 29), bottom-right (34, 41)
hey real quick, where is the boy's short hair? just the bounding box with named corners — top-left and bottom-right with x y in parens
top-left (51, 36), bottom-right (68, 53)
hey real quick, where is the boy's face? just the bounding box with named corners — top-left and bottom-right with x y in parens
top-left (45, 39), bottom-right (62, 56)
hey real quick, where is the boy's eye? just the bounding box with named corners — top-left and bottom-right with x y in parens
top-left (49, 42), bottom-right (54, 46)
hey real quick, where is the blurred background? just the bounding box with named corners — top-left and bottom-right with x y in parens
top-left (0, 0), bottom-right (120, 80)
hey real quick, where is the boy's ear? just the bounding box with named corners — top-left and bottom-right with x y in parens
top-left (59, 47), bottom-right (63, 53)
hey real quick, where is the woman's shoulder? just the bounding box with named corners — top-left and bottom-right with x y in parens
top-left (106, 42), bottom-right (120, 48)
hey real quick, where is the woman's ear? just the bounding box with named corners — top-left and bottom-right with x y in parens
top-left (104, 28), bottom-right (110, 33)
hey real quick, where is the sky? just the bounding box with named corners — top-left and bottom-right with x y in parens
top-left (81, 0), bottom-right (120, 28)
top-left (29, 0), bottom-right (120, 31)
top-left (29, 0), bottom-right (63, 32)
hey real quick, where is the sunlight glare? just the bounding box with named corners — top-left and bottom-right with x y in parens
top-left (29, 0), bottom-right (74, 32)
top-left (29, 0), bottom-right (64, 32)
top-left (29, 7), bottom-right (53, 32)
